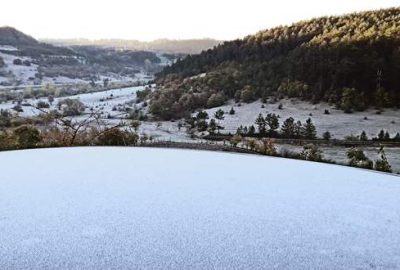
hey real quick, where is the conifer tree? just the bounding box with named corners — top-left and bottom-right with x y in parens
top-left (302, 118), bottom-right (317, 139)
top-left (255, 113), bottom-right (267, 136)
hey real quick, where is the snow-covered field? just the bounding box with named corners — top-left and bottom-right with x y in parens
top-left (203, 99), bottom-right (400, 139)
top-left (0, 147), bottom-right (399, 269)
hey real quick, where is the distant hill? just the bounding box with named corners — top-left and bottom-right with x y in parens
top-left (42, 38), bottom-right (222, 54)
top-left (0, 27), bottom-right (38, 46)
top-left (150, 7), bottom-right (400, 119)
top-left (0, 26), bottom-right (76, 57)
top-left (0, 27), bottom-right (169, 86)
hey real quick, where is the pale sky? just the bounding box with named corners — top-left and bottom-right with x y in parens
top-left (1, 0), bottom-right (399, 41)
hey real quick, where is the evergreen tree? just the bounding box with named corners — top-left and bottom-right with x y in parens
top-left (281, 117), bottom-right (295, 138)
top-left (208, 119), bottom-right (217, 134)
top-left (236, 125), bottom-right (244, 135)
top-left (360, 131), bottom-right (368, 141)
top-left (265, 113), bottom-right (279, 133)
top-left (196, 111), bottom-right (209, 120)
top-left (294, 120), bottom-right (302, 139)
top-left (248, 125), bottom-right (256, 136)
top-left (323, 131), bottom-right (331, 141)
top-left (377, 129), bottom-right (385, 140)
top-left (393, 133), bottom-right (400, 142)
top-left (302, 118), bottom-right (317, 139)
top-left (384, 131), bottom-right (391, 141)
top-left (255, 113), bottom-right (267, 136)
top-left (214, 109), bottom-right (225, 121)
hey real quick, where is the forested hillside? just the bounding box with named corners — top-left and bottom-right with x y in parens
top-left (151, 8), bottom-right (400, 119)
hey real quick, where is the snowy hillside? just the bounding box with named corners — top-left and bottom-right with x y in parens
top-left (0, 147), bottom-right (399, 269)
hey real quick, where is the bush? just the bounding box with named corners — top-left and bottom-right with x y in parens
top-left (257, 139), bottom-right (277, 155)
top-left (37, 101), bottom-right (50, 109)
top-left (374, 147), bottom-right (392, 173)
top-left (300, 144), bottom-right (323, 161)
top-left (96, 129), bottom-right (138, 146)
top-left (347, 147), bottom-right (373, 169)
top-left (13, 58), bottom-right (22, 65)
top-left (206, 93), bottom-right (225, 108)
top-left (13, 125), bottom-right (42, 149)
top-left (58, 99), bottom-right (85, 116)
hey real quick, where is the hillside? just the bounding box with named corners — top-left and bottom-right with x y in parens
top-left (151, 8), bottom-right (400, 119)
top-left (0, 27), bottom-right (172, 87)
top-left (42, 38), bottom-right (222, 54)
top-left (0, 27), bottom-right (38, 46)
top-left (1, 147), bottom-right (399, 268)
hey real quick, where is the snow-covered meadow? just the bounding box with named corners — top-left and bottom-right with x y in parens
top-left (202, 99), bottom-right (400, 139)
top-left (0, 147), bottom-right (399, 269)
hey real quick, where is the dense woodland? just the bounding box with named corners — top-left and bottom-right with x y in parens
top-left (151, 8), bottom-right (400, 120)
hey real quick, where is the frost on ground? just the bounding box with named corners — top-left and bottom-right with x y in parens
top-left (202, 99), bottom-right (400, 139)
top-left (0, 147), bottom-right (399, 269)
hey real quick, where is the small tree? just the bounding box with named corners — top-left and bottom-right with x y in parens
top-left (248, 125), bottom-right (256, 136)
top-left (214, 109), bottom-right (225, 121)
top-left (281, 117), bottom-right (295, 138)
top-left (374, 147), bottom-right (392, 173)
top-left (208, 119), bottom-right (217, 134)
top-left (300, 144), bottom-right (323, 161)
top-left (302, 118), bottom-right (317, 139)
top-left (265, 113), bottom-right (279, 133)
top-left (377, 129), bottom-right (385, 141)
top-left (229, 107), bottom-right (235, 115)
top-left (322, 131), bottom-right (331, 141)
top-left (347, 147), bottom-right (373, 169)
top-left (360, 131), bottom-right (368, 141)
top-left (255, 113), bottom-right (267, 136)
top-left (384, 131), bottom-right (391, 141)
top-left (196, 111), bottom-right (209, 120)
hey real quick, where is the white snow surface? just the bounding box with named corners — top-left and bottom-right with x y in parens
top-left (0, 147), bottom-right (399, 269)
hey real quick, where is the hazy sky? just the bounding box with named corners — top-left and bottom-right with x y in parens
top-left (1, 0), bottom-right (398, 41)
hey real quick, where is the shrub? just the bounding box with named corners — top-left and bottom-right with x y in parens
top-left (300, 144), bottom-right (323, 161)
top-left (37, 101), bottom-right (50, 109)
top-left (206, 93), bottom-right (225, 108)
top-left (257, 139), bottom-right (277, 156)
top-left (13, 125), bottom-right (42, 149)
top-left (96, 129), bottom-right (138, 146)
top-left (58, 99), bottom-right (85, 116)
top-left (13, 58), bottom-right (22, 65)
top-left (347, 147), bottom-right (373, 169)
top-left (374, 147), bottom-right (392, 173)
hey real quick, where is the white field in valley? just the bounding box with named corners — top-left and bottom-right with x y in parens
top-left (0, 147), bottom-right (399, 269)
top-left (1, 86), bottom-right (400, 171)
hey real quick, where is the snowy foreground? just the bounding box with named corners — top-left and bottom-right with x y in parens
top-left (0, 147), bottom-right (399, 269)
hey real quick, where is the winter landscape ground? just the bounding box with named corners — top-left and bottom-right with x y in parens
top-left (0, 147), bottom-right (399, 269)
top-left (3, 84), bottom-right (400, 173)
